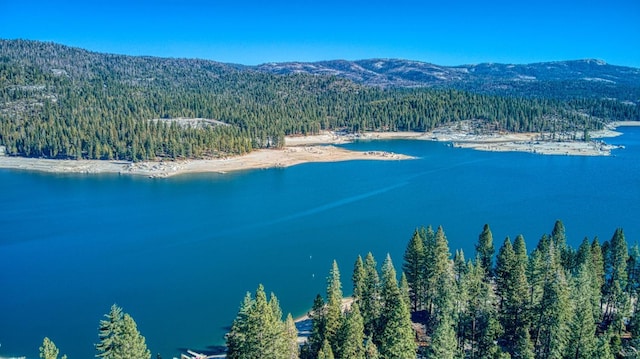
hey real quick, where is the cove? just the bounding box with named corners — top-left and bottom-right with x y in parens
top-left (1, 127), bottom-right (639, 359)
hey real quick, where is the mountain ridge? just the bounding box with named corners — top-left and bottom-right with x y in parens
top-left (2, 39), bottom-right (639, 101)
top-left (255, 58), bottom-right (640, 100)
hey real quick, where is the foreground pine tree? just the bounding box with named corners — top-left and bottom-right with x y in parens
top-left (95, 304), bottom-right (150, 359)
top-left (40, 337), bottom-right (67, 359)
top-left (226, 284), bottom-right (298, 359)
top-left (378, 255), bottom-right (416, 359)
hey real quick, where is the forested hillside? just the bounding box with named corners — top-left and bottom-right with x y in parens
top-left (1, 40), bottom-right (639, 161)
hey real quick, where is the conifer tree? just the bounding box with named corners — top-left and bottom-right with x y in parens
top-left (399, 272), bottom-right (411, 309)
top-left (40, 337), bottom-right (66, 359)
top-left (303, 294), bottom-right (327, 359)
top-left (318, 339), bottom-right (335, 359)
top-left (428, 264), bottom-right (459, 359)
top-left (551, 220), bottom-right (573, 270)
top-left (337, 302), bottom-right (365, 359)
top-left (593, 333), bottom-right (613, 359)
top-left (361, 252), bottom-right (381, 338)
top-left (603, 228), bottom-right (629, 331)
top-left (476, 224), bottom-right (495, 279)
top-left (352, 255), bottom-right (366, 301)
top-left (372, 255), bottom-right (415, 358)
top-left (325, 260), bottom-right (344, 353)
top-left (512, 326), bottom-right (535, 359)
top-left (626, 243), bottom-right (640, 299)
top-left (424, 226), bottom-right (452, 316)
top-left (495, 236), bottom-right (529, 354)
top-left (113, 314), bottom-right (151, 359)
top-left (227, 292), bottom-right (253, 358)
top-left (535, 269), bottom-right (570, 359)
top-left (403, 228), bottom-right (426, 311)
top-left (567, 262), bottom-right (597, 359)
top-left (96, 304), bottom-right (150, 359)
top-left (226, 285), bottom-right (294, 359)
top-left (513, 234), bottom-right (528, 267)
top-left (283, 314), bottom-right (299, 359)
top-left (453, 249), bottom-right (467, 280)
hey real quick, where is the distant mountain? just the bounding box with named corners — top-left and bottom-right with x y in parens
top-left (256, 59), bottom-right (640, 101)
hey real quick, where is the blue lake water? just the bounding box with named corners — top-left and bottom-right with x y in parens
top-left (1, 127), bottom-right (639, 359)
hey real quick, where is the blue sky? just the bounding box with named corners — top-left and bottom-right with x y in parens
top-left (1, 0), bottom-right (639, 67)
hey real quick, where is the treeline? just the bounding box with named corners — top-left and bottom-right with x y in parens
top-left (37, 221), bottom-right (639, 358)
top-left (226, 221), bottom-right (639, 359)
top-left (2, 40), bottom-right (639, 161)
top-left (401, 221), bottom-right (638, 358)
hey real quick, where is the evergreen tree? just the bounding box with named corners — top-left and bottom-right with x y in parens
top-left (603, 228), bottom-right (629, 332)
top-left (495, 236), bottom-right (529, 354)
top-left (353, 255), bottom-right (366, 301)
top-left (361, 253), bottom-right (381, 338)
top-left (461, 259), bottom-right (501, 359)
top-left (424, 226), bottom-right (452, 316)
top-left (626, 243), bottom-right (640, 301)
top-left (40, 337), bottom-right (66, 359)
top-left (96, 304), bottom-right (150, 359)
top-left (226, 284), bottom-right (294, 359)
top-left (113, 314), bottom-right (151, 359)
top-left (378, 255), bottom-right (416, 359)
top-left (318, 339), bottom-right (335, 359)
top-left (302, 294), bottom-right (327, 359)
top-left (535, 269), bottom-right (570, 359)
top-left (453, 249), bottom-right (468, 280)
top-left (512, 326), bottom-right (535, 359)
top-left (325, 260), bottom-right (344, 353)
top-left (551, 220), bottom-right (572, 270)
top-left (476, 224), bottom-right (495, 279)
top-left (403, 228), bottom-right (426, 312)
top-left (96, 304), bottom-right (123, 359)
top-left (283, 314), bottom-right (299, 359)
top-left (337, 302), bottom-right (365, 359)
top-left (428, 264), bottom-right (459, 359)
top-left (593, 333), bottom-right (613, 359)
top-left (227, 292), bottom-right (253, 358)
top-left (566, 262), bottom-right (597, 359)
top-left (399, 272), bottom-right (411, 309)
top-left (591, 237), bottom-right (605, 320)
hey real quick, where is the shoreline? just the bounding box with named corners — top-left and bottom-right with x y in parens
top-left (0, 145), bottom-right (412, 178)
top-left (0, 121), bottom-right (637, 177)
top-left (448, 121), bottom-right (640, 156)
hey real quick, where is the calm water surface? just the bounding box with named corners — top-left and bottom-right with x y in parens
top-left (1, 127), bottom-right (639, 358)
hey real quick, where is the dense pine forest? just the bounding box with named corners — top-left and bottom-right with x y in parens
top-left (36, 221), bottom-right (639, 358)
top-left (2, 40), bottom-right (639, 162)
top-left (226, 221), bottom-right (638, 359)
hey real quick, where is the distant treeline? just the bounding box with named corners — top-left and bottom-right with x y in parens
top-left (1, 40), bottom-right (639, 161)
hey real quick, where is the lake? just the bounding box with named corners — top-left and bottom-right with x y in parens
top-left (1, 127), bottom-right (639, 359)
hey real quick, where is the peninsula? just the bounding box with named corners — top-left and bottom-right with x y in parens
top-left (0, 121), bottom-right (636, 177)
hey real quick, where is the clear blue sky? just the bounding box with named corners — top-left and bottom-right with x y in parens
top-left (1, 0), bottom-right (639, 67)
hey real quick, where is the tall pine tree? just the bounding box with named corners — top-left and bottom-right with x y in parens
top-left (476, 224), bottom-right (495, 279)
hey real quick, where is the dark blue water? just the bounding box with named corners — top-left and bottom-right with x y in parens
top-left (1, 128), bottom-right (639, 359)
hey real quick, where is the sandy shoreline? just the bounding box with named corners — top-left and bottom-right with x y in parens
top-left (0, 121), bottom-right (637, 177)
top-left (0, 145), bottom-right (412, 178)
